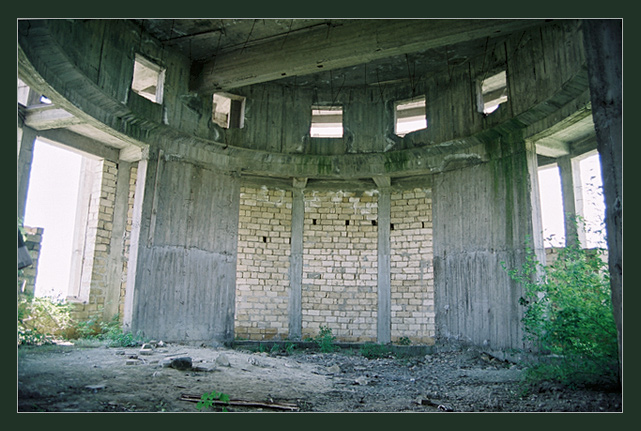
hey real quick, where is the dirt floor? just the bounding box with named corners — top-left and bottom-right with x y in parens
top-left (17, 340), bottom-right (622, 413)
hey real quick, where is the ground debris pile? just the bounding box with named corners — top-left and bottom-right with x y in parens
top-left (18, 341), bottom-right (622, 412)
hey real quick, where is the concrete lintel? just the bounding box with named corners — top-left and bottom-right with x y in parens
top-left (536, 139), bottom-right (570, 158)
top-left (373, 175), bottom-right (391, 189)
top-left (23, 105), bottom-right (85, 130)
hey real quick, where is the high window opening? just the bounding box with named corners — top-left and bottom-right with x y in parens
top-left (131, 54), bottom-right (165, 104)
top-left (394, 96), bottom-right (427, 137)
top-left (579, 152), bottom-right (606, 248)
top-left (310, 106), bottom-right (343, 138)
top-left (478, 70), bottom-right (508, 115)
top-left (23, 140), bottom-right (97, 300)
top-left (538, 164), bottom-right (565, 248)
top-left (213, 92), bottom-right (246, 129)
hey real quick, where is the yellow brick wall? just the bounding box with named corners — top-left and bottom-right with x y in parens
top-left (302, 190), bottom-right (379, 342)
top-left (235, 186), bottom-right (292, 340)
top-left (390, 188), bottom-right (435, 345)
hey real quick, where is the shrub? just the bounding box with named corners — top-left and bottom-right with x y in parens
top-left (18, 293), bottom-right (72, 345)
top-left (312, 325), bottom-right (337, 353)
top-left (505, 238), bottom-right (619, 388)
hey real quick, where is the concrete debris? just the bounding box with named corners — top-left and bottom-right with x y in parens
top-left (139, 344), bottom-right (154, 355)
top-left (327, 364), bottom-right (341, 374)
top-left (215, 353), bottom-right (231, 367)
top-left (192, 363), bottom-right (216, 372)
top-left (169, 357), bottom-right (193, 371)
top-left (85, 384), bottom-right (106, 391)
top-left (355, 376), bottom-right (369, 385)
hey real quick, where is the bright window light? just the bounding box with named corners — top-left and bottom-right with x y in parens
top-left (538, 164), bottom-right (565, 248)
top-left (479, 70), bottom-right (507, 115)
top-left (395, 96), bottom-right (426, 137)
top-left (213, 92), bottom-right (246, 129)
top-left (132, 54), bottom-right (165, 104)
top-left (310, 106), bottom-right (343, 138)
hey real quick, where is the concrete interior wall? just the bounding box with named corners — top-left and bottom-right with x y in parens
top-left (17, 19), bottom-right (620, 355)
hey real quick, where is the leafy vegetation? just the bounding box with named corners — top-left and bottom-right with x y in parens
top-left (18, 293), bottom-right (147, 347)
top-left (505, 235), bottom-right (619, 389)
top-left (197, 390), bottom-right (230, 412)
top-left (310, 325), bottom-right (338, 353)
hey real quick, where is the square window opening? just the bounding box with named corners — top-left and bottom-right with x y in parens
top-left (394, 96), bottom-right (427, 137)
top-left (310, 106), bottom-right (343, 138)
top-left (132, 54), bottom-right (165, 104)
top-left (213, 92), bottom-right (246, 129)
top-left (479, 70), bottom-right (507, 115)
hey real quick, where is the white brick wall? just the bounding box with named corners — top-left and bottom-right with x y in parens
top-left (302, 190), bottom-right (379, 342)
top-left (390, 188), bottom-right (435, 344)
top-left (235, 186), bottom-right (292, 340)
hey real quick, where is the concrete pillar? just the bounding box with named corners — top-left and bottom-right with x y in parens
top-left (374, 176), bottom-right (391, 344)
top-left (582, 19), bottom-right (622, 374)
top-left (557, 155), bottom-right (587, 247)
top-left (103, 161), bottom-right (131, 320)
top-left (17, 126), bottom-right (37, 222)
top-left (288, 178), bottom-right (307, 340)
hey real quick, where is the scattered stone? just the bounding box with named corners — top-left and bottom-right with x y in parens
top-left (85, 384), bottom-right (106, 391)
top-left (139, 344), bottom-right (154, 355)
top-left (215, 353), bottom-right (231, 367)
top-left (355, 376), bottom-right (369, 385)
top-left (327, 364), bottom-right (341, 374)
top-left (192, 363), bottom-right (217, 372)
top-left (170, 357), bottom-right (193, 371)
top-left (126, 359), bottom-right (139, 365)
top-left (114, 350), bottom-right (126, 356)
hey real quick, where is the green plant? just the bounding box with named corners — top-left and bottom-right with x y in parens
top-left (18, 293), bottom-right (72, 345)
top-left (313, 325), bottom-right (337, 353)
top-left (359, 342), bottom-right (392, 359)
top-left (504, 235), bottom-right (619, 388)
top-left (397, 336), bottom-right (412, 346)
top-left (196, 390), bottom-right (230, 412)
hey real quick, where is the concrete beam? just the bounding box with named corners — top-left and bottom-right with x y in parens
top-left (536, 138), bottom-right (570, 158)
top-left (23, 105), bottom-right (85, 130)
top-left (193, 19), bottom-right (544, 92)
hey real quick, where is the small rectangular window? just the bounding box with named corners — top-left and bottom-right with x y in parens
top-left (310, 106), bottom-right (343, 138)
top-left (213, 92), bottom-right (246, 129)
top-left (395, 96), bottom-right (427, 137)
top-left (132, 54), bottom-right (165, 104)
top-left (479, 70), bottom-right (507, 115)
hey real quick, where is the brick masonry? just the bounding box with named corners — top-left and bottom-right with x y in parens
top-left (390, 188), bottom-right (435, 345)
top-left (302, 190), bottom-right (379, 342)
top-left (19, 226), bottom-right (44, 295)
top-left (235, 186), bottom-right (293, 340)
top-left (233, 185), bottom-right (437, 344)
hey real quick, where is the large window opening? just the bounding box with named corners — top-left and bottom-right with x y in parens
top-left (537, 152), bottom-right (607, 250)
top-left (23, 140), bottom-right (99, 300)
top-left (131, 54), bottom-right (165, 104)
top-left (310, 105), bottom-right (343, 138)
top-left (394, 96), bottom-right (427, 136)
top-left (212, 92), bottom-right (246, 129)
top-left (478, 70), bottom-right (508, 115)
top-left (579, 152), bottom-right (606, 249)
top-left (538, 164), bottom-right (565, 248)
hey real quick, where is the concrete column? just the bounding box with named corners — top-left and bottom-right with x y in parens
top-left (582, 19), bottom-right (622, 374)
top-left (374, 176), bottom-right (391, 344)
top-left (18, 126), bottom-right (37, 222)
top-left (288, 177), bottom-right (307, 340)
top-left (557, 155), bottom-right (587, 247)
top-left (103, 161), bottom-right (131, 320)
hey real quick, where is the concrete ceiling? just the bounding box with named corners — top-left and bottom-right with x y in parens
top-left (131, 18), bottom-right (548, 92)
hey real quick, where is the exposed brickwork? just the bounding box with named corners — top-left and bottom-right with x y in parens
top-left (235, 186), bottom-right (292, 340)
top-left (118, 163), bottom-right (138, 321)
top-left (19, 226), bottom-right (44, 295)
top-left (302, 190), bottom-right (379, 342)
top-left (390, 188), bottom-right (435, 345)
top-left (69, 160), bottom-right (117, 322)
